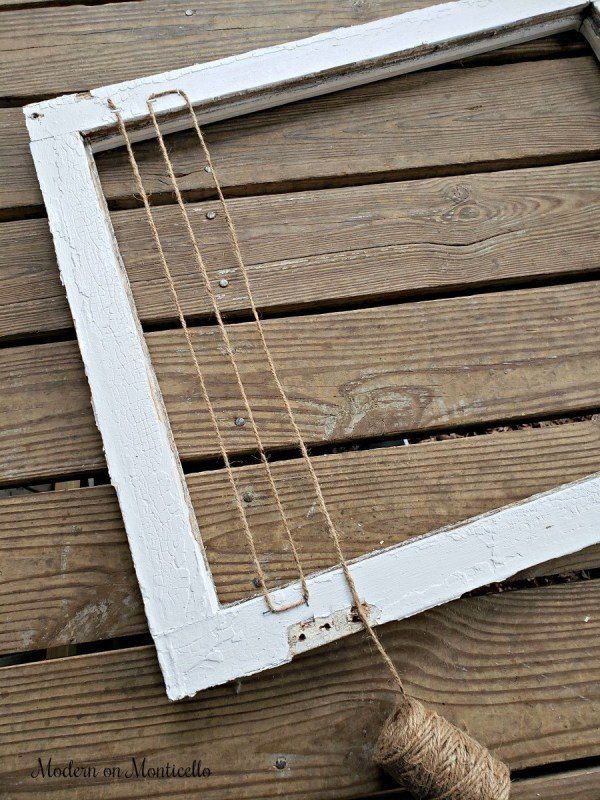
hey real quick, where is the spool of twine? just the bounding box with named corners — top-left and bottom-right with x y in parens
top-left (373, 696), bottom-right (510, 800)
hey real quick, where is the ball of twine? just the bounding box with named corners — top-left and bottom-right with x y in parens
top-left (373, 696), bottom-right (510, 800)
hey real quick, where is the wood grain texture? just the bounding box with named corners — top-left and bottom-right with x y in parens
top-left (1, 419), bottom-right (599, 655)
top-left (0, 281), bottom-right (599, 484)
top-left (97, 57), bottom-right (600, 206)
top-left (359, 768), bottom-right (600, 799)
top-left (1, 579), bottom-right (599, 798)
top-left (0, 108), bottom-right (34, 214)
top-left (1, 161), bottom-right (599, 341)
top-left (511, 768), bottom-right (600, 799)
top-left (3, 57), bottom-right (600, 214)
top-left (0, 0), bottom-right (587, 97)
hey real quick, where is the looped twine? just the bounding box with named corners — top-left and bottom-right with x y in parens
top-left (374, 696), bottom-right (510, 800)
top-left (110, 91), bottom-right (511, 800)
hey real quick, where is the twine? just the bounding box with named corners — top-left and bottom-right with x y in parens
top-left (374, 696), bottom-right (510, 799)
top-left (109, 98), bottom-right (307, 612)
top-left (109, 94), bottom-right (511, 799)
top-left (147, 89), bottom-right (406, 685)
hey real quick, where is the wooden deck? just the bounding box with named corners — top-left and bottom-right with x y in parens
top-left (0, 1), bottom-right (599, 798)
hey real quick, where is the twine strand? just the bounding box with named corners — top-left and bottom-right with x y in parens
top-left (110, 92), bottom-right (511, 799)
top-left (109, 99), bottom-right (307, 613)
top-left (110, 91), bottom-right (402, 684)
top-left (162, 89), bottom-right (406, 690)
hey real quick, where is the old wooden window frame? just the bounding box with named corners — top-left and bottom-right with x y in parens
top-left (25, 0), bottom-right (600, 701)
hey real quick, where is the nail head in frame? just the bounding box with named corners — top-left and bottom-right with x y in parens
top-left (24, 0), bottom-right (600, 700)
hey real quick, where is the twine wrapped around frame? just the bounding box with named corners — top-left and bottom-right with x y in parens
top-left (374, 696), bottom-right (510, 799)
top-left (110, 92), bottom-right (512, 800)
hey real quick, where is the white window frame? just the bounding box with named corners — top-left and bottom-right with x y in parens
top-left (25, 0), bottom-right (600, 701)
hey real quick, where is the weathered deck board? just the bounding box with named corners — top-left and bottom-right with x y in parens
top-left (0, 0), bottom-right (466, 96)
top-left (1, 162), bottom-right (599, 341)
top-left (97, 57), bottom-right (600, 205)
top-left (0, 281), bottom-right (598, 485)
top-left (1, 420), bottom-right (599, 655)
top-left (1, 580), bottom-right (599, 799)
top-left (512, 768), bottom-right (600, 800)
top-left (2, 58), bottom-right (600, 214)
top-left (0, 0), bottom-right (588, 97)
top-left (360, 767), bottom-right (600, 799)
top-left (0, 108), bottom-right (36, 214)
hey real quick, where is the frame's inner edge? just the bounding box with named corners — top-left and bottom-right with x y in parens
top-left (86, 11), bottom-right (584, 153)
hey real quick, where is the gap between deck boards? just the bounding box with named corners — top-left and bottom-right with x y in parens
top-left (0, 1), bottom-right (589, 96)
top-left (2, 415), bottom-right (599, 654)
top-left (2, 578), bottom-right (600, 799)
top-left (358, 763), bottom-right (600, 799)
top-left (1, 160), bottom-right (599, 342)
top-left (1, 280), bottom-right (600, 484)
top-left (1, 55), bottom-right (599, 218)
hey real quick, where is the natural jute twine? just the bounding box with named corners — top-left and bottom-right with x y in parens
top-left (374, 696), bottom-right (510, 799)
top-left (110, 92), bottom-right (511, 800)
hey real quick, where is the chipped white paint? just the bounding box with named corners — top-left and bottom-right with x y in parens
top-left (25, 0), bottom-right (588, 147)
top-left (25, 0), bottom-right (600, 701)
top-left (158, 473), bottom-right (600, 699)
